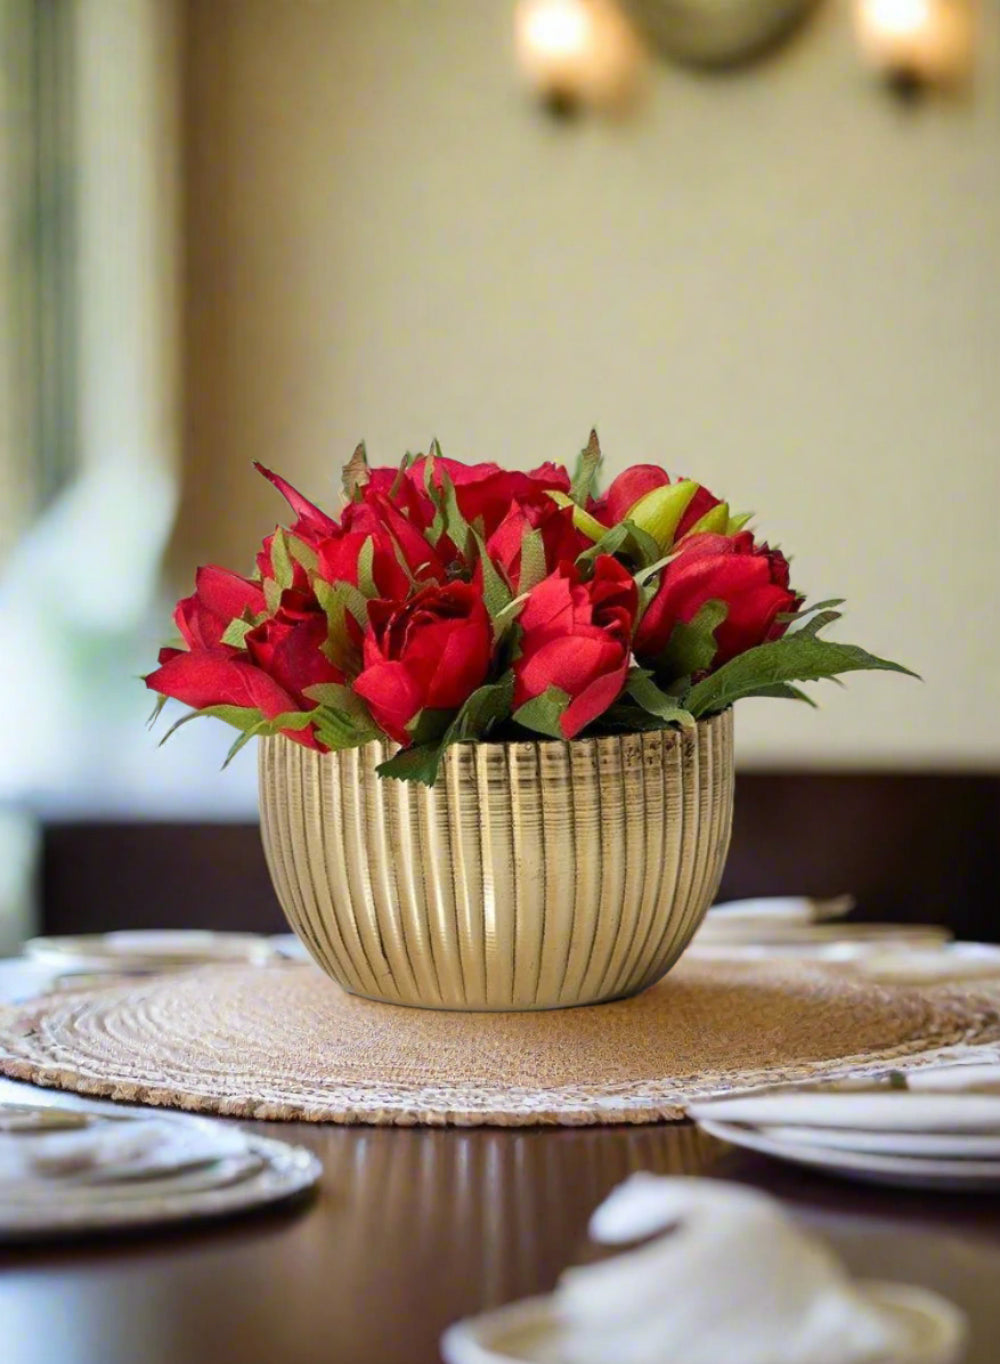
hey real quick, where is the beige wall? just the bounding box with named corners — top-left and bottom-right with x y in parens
top-left (178, 0), bottom-right (1000, 768)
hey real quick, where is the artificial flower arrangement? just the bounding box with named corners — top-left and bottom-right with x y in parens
top-left (147, 435), bottom-right (912, 784)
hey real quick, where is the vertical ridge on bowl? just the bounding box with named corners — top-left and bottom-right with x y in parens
top-left (258, 709), bottom-right (734, 1011)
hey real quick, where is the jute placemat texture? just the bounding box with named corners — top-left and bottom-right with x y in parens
top-left (1, 960), bottom-right (998, 1126)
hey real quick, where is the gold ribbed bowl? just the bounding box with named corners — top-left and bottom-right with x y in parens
top-left (258, 709), bottom-right (734, 1011)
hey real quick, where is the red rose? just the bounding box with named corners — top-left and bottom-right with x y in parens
top-left (147, 581), bottom-right (343, 750)
top-left (513, 555), bottom-right (637, 740)
top-left (317, 495), bottom-right (445, 598)
top-left (634, 531), bottom-right (798, 669)
top-left (244, 588), bottom-right (344, 712)
top-left (354, 581), bottom-right (493, 744)
top-left (486, 498), bottom-right (585, 590)
top-left (368, 456), bottom-right (571, 542)
top-left (146, 646), bottom-right (298, 719)
top-left (174, 565), bottom-right (265, 652)
top-left (591, 465), bottom-right (723, 541)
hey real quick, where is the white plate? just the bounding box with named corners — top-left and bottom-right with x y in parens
top-left (441, 1280), bottom-right (965, 1364)
top-left (693, 921), bottom-right (952, 947)
top-left (689, 1091), bottom-right (1000, 1133)
top-left (758, 1124), bottom-right (1000, 1159)
top-left (907, 1063), bottom-right (1000, 1094)
top-left (24, 931), bottom-right (278, 972)
top-left (699, 1119), bottom-right (1000, 1192)
top-left (854, 943), bottom-right (1000, 985)
top-left (0, 1133), bottom-right (320, 1241)
top-left (1, 1150), bottom-right (266, 1204)
top-left (706, 895), bottom-right (856, 924)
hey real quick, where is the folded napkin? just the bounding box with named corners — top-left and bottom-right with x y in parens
top-left (555, 1176), bottom-right (910, 1364)
top-left (443, 1174), bottom-right (965, 1364)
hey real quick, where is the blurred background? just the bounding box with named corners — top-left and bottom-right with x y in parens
top-left (1, 0), bottom-right (997, 950)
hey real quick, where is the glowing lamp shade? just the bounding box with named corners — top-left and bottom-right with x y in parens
top-left (514, 0), bottom-right (643, 111)
top-left (853, 0), bottom-right (973, 86)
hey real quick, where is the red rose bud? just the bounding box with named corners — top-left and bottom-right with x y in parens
top-left (513, 555), bottom-right (637, 740)
top-left (591, 465), bottom-right (725, 546)
top-left (244, 588), bottom-right (345, 712)
top-left (174, 565), bottom-right (266, 651)
top-left (317, 496), bottom-right (445, 598)
top-left (634, 531), bottom-right (798, 669)
top-left (353, 581), bottom-right (493, 745)
top-left (486, 498), bottom-right (585, 590)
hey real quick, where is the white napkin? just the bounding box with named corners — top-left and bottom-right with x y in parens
top-left (553, 1176), bottom-right (913, 1364)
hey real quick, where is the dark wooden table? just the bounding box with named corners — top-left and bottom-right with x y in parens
top-left (4, 1110), bottom-right (1000, 1364)
top-left (3, 946), bottom-right (1000, 1364)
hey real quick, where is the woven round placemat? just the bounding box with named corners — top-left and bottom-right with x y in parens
top-left (1, 961), bottom-right (998, 1126)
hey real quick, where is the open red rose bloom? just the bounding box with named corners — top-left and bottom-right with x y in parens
top-left (147, 435), bottom-right (910, 784)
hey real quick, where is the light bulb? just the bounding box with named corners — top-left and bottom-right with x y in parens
top-left (514, 0), bottom-right (643, 113)
top-left (853, 0), bottom-right (973, 87)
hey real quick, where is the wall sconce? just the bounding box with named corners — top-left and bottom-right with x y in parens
top-left (514, 0), bottom-right (644, 114)
top-left (852, 0), bottom-right (973, 92)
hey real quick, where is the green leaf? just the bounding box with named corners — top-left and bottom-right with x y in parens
top-left (777, 597), bottom-right (845, 624)
top-left (376, 674), bottom-right (516, 786)
top-left (727, 511), bottom-right (754, 534)
top-left (287, 535), bottom-right (318, 574)
top-left (518, 526), bottom-right (548, 593)
top-left (405, 707), bottom-right (453, 746)
top-left (512, 686), bottom-right (570, 740)
top-left (684, 635), bottom-right (919, 719)
top-left (313, 579), bottom-right (367, 676)
top-left (263, 578), bottom-right (282, 615)
top-left (570, 429), bottom-right (602, 504)
top-left (269, 527), bottom-right (294, 592)
top-left (625, 668), bottom-right (696, 728)
top-left (472, 530), bottom-right (514, 617)
top-left (266, 710), bottom-right (319, 732)
top-left (303, 681), bottom-right (375, 727)
top-left (311, 705), bottom-right (373, 752)
top-left (621, 519), bottom-right (662, 568)
top-left (222, 719), bottom-right (269, 767)
top-left (740, 682), bottom-right (818, 707)
top-left (146, 692), bottom-right (169, 729)
top-left (492, 594), bottom-right (527, 648)
top-left (220, 616), bottom-right (256, 649)
top-left (158, 704), bottom-right (264, 746)
top-left (342, 441), bottom-right (369, 501)
top-left (373, 744), bottom-right (444, 785)
top-left (389, 450), bottom-right (417, 501)
top-left (548, 491), bottom-right (608, 543)
top-left (650, 600), bottom-right (728, 684)
top-left (793, 609), bottom-right (843, 639)
top-left (576, 518), bottom-right (661, 572)
top-left (447, 673), bottom-right (516, 746)
top-left (356, 535), bottom-right (378, 598)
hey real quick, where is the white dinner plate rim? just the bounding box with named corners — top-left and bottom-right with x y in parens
top-left (698, 1119), bottom-right (1000, 1187)
top-left (0, 1135), bottom-right (321, 1241)
top-left (688, 1091), bottom-right (1000, 1132)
